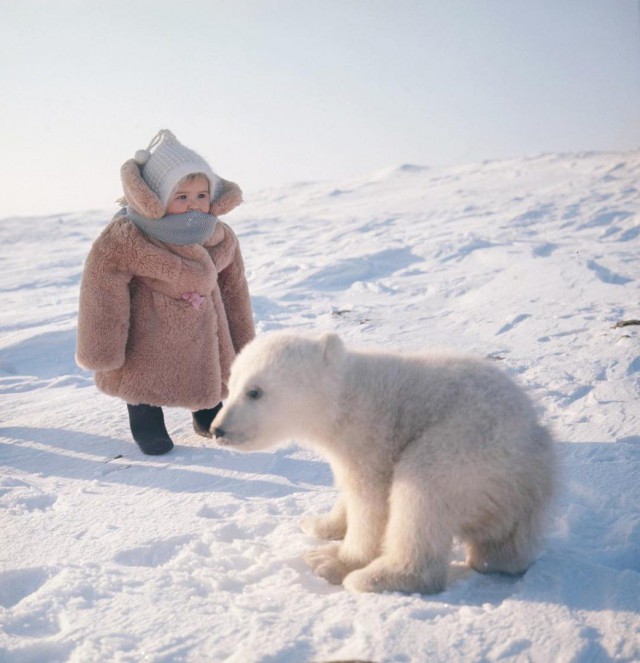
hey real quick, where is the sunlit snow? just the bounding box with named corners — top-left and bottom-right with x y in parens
top-left (1, 152), bottom-right (639, 662)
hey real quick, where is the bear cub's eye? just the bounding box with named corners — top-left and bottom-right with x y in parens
top-left (246, 387), bottom-right (263, 401)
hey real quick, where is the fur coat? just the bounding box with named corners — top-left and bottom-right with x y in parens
top-left (76, 171), bottom-right (254, 409)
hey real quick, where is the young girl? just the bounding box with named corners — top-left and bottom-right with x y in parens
top-left (76, 130), bottom-right (255, 455)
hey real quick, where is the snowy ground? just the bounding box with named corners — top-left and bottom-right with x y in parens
top-left (1, 152), bottom-right (639, 662)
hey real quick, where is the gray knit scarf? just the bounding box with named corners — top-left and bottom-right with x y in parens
top-left (124, 207), bottom-right (218, 245)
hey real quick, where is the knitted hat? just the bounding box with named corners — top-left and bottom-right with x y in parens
top-left (120, 131), bottom-right (243, 219)
top-left (134, 130), bottom-right (221, 207)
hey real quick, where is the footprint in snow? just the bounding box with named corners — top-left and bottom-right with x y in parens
top-left (0, 642), bottom-right (74, 663)
top-left (0, 482), bottom-right (57, 514)
top-left (197, 503), bottom-right (239, 520)
top-left (0, 567), bottom-right (56, 609)
top-left (113, 535), bottom-right (194, 567)
top-left (2, 606), bottom-right (61, 638)
top-left (213, 523), bottom-right (251, 542)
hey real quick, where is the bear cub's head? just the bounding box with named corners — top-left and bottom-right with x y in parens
top-left (212, 332), bottom-right (345, 451)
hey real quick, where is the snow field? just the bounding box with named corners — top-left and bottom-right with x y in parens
top-left (1, 152), bottom-right (639, 662)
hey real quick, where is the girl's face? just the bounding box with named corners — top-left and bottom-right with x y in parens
top-left (166, 175), bottom-right (210, 215)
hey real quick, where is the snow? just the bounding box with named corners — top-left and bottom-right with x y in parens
top-left (1, 152), bottom-right (639, 662)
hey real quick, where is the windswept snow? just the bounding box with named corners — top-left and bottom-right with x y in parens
top-left (1, 152), bottom-right (639, 662)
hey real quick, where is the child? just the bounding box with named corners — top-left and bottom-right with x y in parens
top-left (76, 130), bottom-right (255, 455)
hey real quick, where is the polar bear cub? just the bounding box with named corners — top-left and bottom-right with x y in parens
top-left (212, 332), bottom-right (555, 594)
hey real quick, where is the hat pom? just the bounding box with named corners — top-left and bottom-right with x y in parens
top-left (134, 149), bottom-right (151, 165)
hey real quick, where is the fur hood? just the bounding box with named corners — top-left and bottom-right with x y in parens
top-left (120, 157), bottom-right (243, 218)
top-left (76, 210), bottom-right (255, 409)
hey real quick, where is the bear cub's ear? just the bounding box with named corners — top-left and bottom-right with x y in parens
top-left (320, 333), bottom-right (344, 365)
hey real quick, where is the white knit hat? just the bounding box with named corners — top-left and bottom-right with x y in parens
top-left (134, 130), bottom-right (220, 207)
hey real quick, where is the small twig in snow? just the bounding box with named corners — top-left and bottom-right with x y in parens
top-left (612, 319), bottom-right (640, 329)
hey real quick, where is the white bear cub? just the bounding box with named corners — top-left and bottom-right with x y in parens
top-left (212, 332), bottom-right (556, 595)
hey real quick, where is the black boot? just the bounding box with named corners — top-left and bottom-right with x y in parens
top-left (192, 403), bottom-right (222, 438)
top-left (127, 403), bottom-right (174, 455)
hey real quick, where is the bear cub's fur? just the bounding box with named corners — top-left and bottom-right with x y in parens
top-left (212, 332), bottom-right (556, 594)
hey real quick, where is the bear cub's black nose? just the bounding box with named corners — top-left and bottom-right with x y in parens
top-left (213, 427), bottom-right (225, 438)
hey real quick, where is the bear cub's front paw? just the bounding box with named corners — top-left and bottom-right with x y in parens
top-left (301, 515), bottom-right (346, 541)
top-left (304, 544), bottom-right (353, 585)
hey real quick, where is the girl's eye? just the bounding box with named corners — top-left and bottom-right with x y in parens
top-left (197, 193), bottom-right (208, 199)
top-left (177, 194), bottom-right (187, 200)
top-left (246, 388), bottom-right (263, 400)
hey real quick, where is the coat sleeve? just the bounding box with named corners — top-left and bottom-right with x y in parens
top-left (217, 232), bottom-right (255, 354)
top-left (76, 232), bottom-right (133, 372)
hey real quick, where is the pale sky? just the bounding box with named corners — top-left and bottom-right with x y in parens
top-left (1, 0), bottom-right (639, 218)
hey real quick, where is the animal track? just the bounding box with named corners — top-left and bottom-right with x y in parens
top-left (3, 607), bottom-right (61, 637)
top-left (0, 642), bottom-right (74, 662)
top-left (0, 567), bottom-right (54, 609)
top-left (0, 481), bottom-right (57, 515)
top-left (213, 523), bottom-right (250, 542)
top-left (197, 503), bottom-right (238, 520)
top-left (114, 535), bottom-right (194, 567)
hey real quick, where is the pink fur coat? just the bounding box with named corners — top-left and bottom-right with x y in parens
top-left (76, 165), bottom-right (254, 409)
